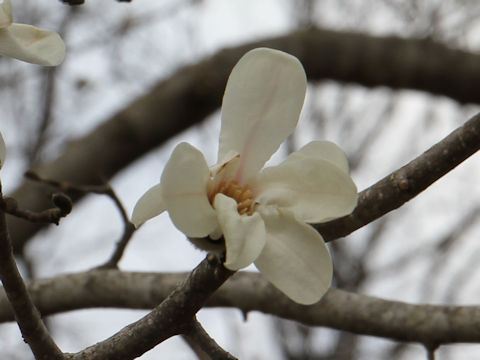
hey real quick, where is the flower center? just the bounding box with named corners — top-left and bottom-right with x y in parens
top-left (210, 180), bottom-right (255, 215)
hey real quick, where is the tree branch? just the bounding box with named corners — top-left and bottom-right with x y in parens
top-left (315, 112), bottom-right (480, 241)
top-left (24, 172), bottom-right (135, 268)
top-left (0, 188), bottom-right (64, 360)
top-left (64, 255), bottom-right (234, 360)
top-left (9, 28), bottom-right (480, 253)
top-left (96, 185), bottom-right (136, 269)
top-left (1, 193), bottom-right (71, 225)
top-left (183, 318), bottom-right (238, 360)
top-left (3, 270), bottom-right (480, 347)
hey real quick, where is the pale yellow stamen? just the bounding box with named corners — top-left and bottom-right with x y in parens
top-left (209, 180), bottom-right (255, 215)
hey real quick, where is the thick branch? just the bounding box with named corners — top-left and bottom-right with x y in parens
top-left (65, 255), bottom-right (234, 360)
top-left (315, 112), bottom-right (480, 241)
top-left (3, 270), bottom-right (480, 346)
top-left (10, 28), bottom-right (480, 253)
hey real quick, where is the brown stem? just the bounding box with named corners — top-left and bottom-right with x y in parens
top-left (0, 188), bottom-right (64, 359)
top-left (8, 271), bottom-right (480, 346)
top-left (67, 254), bottom-right (234, 360)
top-left (97, 186), bottom-right (136, 268)
top-left (315, 112), bottom-right (480, 241)
top-left (183, 318), bottom-right (238, 360)
top-left (1, 194), bottom-right (71, 225)
top-left (25, 172), bottom-right (135, 268)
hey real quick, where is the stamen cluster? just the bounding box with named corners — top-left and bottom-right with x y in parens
top-left (210, 180), bottom-right (255, 215)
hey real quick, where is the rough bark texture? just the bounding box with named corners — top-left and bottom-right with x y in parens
top-left (9, 28), bottom-right (480, 252)
top-left (0, 202), bottom-right (63, 360)
top-left (66, 255), bottom-right (234, 360)
top-left (315, 111), bottom-right (480, 241)
top-left (3, 270), bottom-right (480, 346)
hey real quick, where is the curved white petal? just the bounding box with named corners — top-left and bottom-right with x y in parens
top-left (131, 183), bottom-right (166, 228)
top-left (0, 24), bottom-right (65, 66)
top-left (293, 141), bottom-right (351, 174)
top-left (254, 209), bottom-right (332, 305)
top-left (219, 48), bottom-right (307, 183)
top-left (253, 155), bottom-right (357, 223)
top-left (209, 150), bottom-right (239, 176)
top-left (161, 142), bottom-right (217, 237)
top-left (214, 194), bottom-right (266, 270)
top-left (0, 0), bottom-right (12, 29)
top-left (208, 153), bottom-right (241, 194)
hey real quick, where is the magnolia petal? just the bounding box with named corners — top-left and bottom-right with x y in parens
top-left (214, 194), bottom-right (266, 270)
top-left (219, 47), bottom-right (307, 183)
top-left (254, 209), bottom-right (332, 305)
top-left (0, 0), bottom-right (12, 29)
top-left (209, 150), bottom-right (239, 176)
top-left (0, 24), bottom-right (65, 66)
top-left (253, 154), bottom-right (357, 223)
top-left (293, 141), bottom-right (351, 174)
top-left (208, 153), bottom-right (241, 195)
top-left (161, 142), bottom-right (217, 237)
top-left (131, 183), bottom-right (166, 228)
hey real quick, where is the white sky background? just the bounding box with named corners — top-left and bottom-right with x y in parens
top-left (1, 0), bottom-right (480, 359)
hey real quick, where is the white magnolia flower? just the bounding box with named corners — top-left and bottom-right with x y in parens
top-left (132, 48), bottom-right (358, 304)
top-left (0, 0), bottom-right (65, 66)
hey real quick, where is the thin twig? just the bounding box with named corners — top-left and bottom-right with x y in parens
top-left (25, 172), bottom-right (135, 268)
top-left (95, 185), bottom-right (136, 269)
top-left (28, 6), bottom-right (77, 166)
top-left (1, 193), bottom-right (72, 225)
top-left (28, 68), bottom-right (56, 165)
top-left (97, 221), bottom-right (135, 269)
top-left (0, 185), bottom-right (64, 360)
top-left (183, 318), bottom-right (238, 360)
top-left (25, 170), bottom-right (109, 194)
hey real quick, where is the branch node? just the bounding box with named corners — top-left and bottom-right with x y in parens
top-left (2, 193), bottom-right (72, 225)
top-left (207, 252), bottom-right (219, 264)
top-left (51, 193), bottom-right (73, 216)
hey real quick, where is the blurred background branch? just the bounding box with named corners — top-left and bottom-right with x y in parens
top-left (2, 1), bottom-right (480, 359)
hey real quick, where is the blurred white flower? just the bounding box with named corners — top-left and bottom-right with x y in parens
top-left (132, 48), bottom-right (357, 304)
top-left (0, 0), bottom-right (65, 66)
